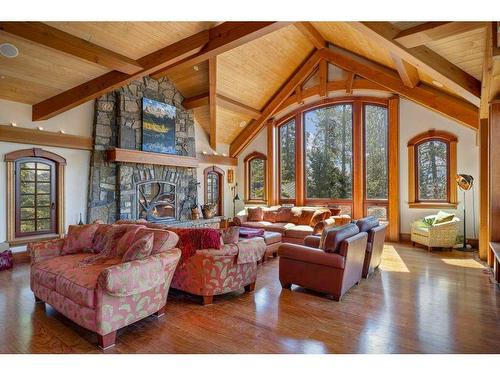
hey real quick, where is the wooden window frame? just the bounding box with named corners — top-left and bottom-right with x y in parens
top-left (272, 96), bottom-right (400, 240)
top-left (277, 117), bottom-right (297, 204)
top-left (5, 148), bottom-right (66, 245)
top-left (244, 151), bottom-right (267, 204)
top-left (203, 166), bottom-right (224, 216)
top-left (407, 130), bottom-right (458, 209)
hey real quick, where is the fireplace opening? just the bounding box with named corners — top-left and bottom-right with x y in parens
top-left (137, 180), bottom-right (176, 222)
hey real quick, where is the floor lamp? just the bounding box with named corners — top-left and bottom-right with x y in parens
top-left (456, 174), bottom-right (474, 250)
top-left (231, 183), bottom-right (240, 219)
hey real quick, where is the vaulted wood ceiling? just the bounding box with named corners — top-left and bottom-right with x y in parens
top-left (0, 21), bottom-right (498, 156)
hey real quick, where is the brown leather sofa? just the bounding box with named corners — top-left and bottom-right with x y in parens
top-left (354, 216), bottom-right (387, 278)
top-left (234, 206), bottom-right (351, 244)
top-left (277, 223), bottom-right (368, 301)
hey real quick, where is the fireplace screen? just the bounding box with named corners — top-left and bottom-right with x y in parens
top-left (137, 181), bottom-right (176, 222)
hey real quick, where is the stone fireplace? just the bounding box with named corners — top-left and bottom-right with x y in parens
top-left (87, 76), bottom-right (198, 224)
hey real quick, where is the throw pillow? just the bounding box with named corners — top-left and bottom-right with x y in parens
top-left (247, 207), bottom-right (264, 221)
top-left (122, 233), bottom-right (154, 262)
top-left (115, 226), bottom-right (144, 256)
top-left (91, 224), bottom-right (112, 253)
top-left (220, 226), bottom-right (240, 244)
top-left (310, 209), bottom-right (328, 227)
top-left (275, 207), bottom-right (293, 223)
top-left (62, 224), bottom-right (99, 255)
top-left (263, 208), bottom-right (278, 223)
top-left (433, 211), bottom-right (455, 225)
top-left (422, 215), bottom-right (436, 227)
top-left (298, 209), bottom-right (315, 225)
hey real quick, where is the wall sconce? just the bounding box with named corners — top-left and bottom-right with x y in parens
top-left (227, 169), bottom-right (234, 184)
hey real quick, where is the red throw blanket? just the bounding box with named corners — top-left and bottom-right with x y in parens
top-left (166, 227), bottom-right (221, 261)
top-left (239, 227), bottom-right (265, 238)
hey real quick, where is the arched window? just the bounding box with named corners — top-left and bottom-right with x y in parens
top-left (204, 166), bottom-right (224, 216)
top-left (407, 130), bottom-right (457, 208)
top-left (5, 148), bottom-right (66, 244)
top-left (244, 152), bottom-right (267, 203)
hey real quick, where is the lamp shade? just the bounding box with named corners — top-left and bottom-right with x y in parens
top-left (456, 174), bottom-right (474, 191)
top-left (233, 193), bottom-right (240, 201)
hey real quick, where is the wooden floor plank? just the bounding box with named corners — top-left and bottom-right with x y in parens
top-left (0, 243), bottom-right (499, 354)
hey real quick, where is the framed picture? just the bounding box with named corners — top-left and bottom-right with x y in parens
top-left (142, 97), bottom-right (176, 154)
top-left (227, 169), bottom-right (234, 184)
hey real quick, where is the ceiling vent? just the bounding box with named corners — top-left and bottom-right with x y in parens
top-left (0, 43), bottom-right (19, 58)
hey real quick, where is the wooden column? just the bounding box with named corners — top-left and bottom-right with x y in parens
top-left (479, 118), bottom-right (490, 261)
top-left (489, 100), bottom-right (500, 266)
top-left (352, 99), bottom-right (363, 219)
top-left (295, 113), bottom-right (304, 207)
top-left (267, 121), bottom-right (277, 206)
top-left (388, 96), bottom-right (400, 241)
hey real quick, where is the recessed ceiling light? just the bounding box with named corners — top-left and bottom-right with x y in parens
top-left (11, 122), bottom-right (17, 127)
top-left (213, 151), bottom-right (218, 156)
top-left (193, 65), bottom-right (199, 71)
top-left (432, 80), bottom-right (444, 88)
top-left (0, 43), bottom-right (19, 58)
top-left (37, 126), bottom-right (44, 131)
top-left (239, 121), bottom-right (246, 128)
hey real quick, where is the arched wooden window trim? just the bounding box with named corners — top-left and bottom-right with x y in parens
top-left (4, 148), bottom-right (66, 245)
top-left (244, 151), bottom-right (267, 204)
top-left (272, 95), bottom-right (401, 241)
top-left (407, 130), bottom-right (458, 209)
top-left (203, 166), bottom-right (225, 216)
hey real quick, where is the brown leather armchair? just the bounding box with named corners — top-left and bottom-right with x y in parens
top-left (355, 217), bottom-right (387, 278)
top-left (278, 224), bottom-right (368, 301)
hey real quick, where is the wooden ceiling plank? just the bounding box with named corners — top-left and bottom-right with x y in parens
top-left (150, 22), bottom-right (290, 78)
top-left (32, 30), bottom-right (210, 121)
top-left (182, 92), bottom-right (209, 109)
top-left (350, 22), bottom-right (481, 106)
top-left (0, 22), bottom-right (143, 75)
top-left (181, 92), bottom-right (261, 119)
top-left (319, 46), bottom-right (479, 129)
top-left (294, 22), bottom-right (326, 49)
top-left (391, 53), bottom-right (420, 88)
top-left (230, 49), bottom-right (322, 157)
top-left (394, 22), bottom-right (486, 48)
top-left (319, 60), bottom-right (328, 97)
top-left (209, 56), bottom-right (217, 150)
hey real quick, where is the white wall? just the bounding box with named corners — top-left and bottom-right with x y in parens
top-left (0, 100), bottom-right (93, 250)
top-left (399, 99), bottom-right (479, 238)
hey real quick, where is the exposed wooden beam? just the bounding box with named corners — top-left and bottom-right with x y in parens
top-left (0, 22), bottom-right (143, 75)
top-left (350, 22), bottom-right (481, 106)
top-left (209, 56), bottom-right (217, 150)
top-left (230, 49), bottom-right (322, 157)
top-left (394, 22), bottom-right (486, 48)
top-left (197, 153), bottom-right (237, 166)
top-left (319, 46), bottom-right (479, 129)
top-left (182, 93), bottom-right (261, 119)
top-left (276, 78), bottom-right (387, 113)
top-left (319, 60), bottom-right (328, 97)
top-left (295, 86), bottom-right (304, 104)
top-left (150, 22), bottom-right (290, 78)
top-left (345, 72), bottom-right (355, 94)
top-left (481, 22), bottom-right (500, 119)
top-left (391, 53), bottom-right (420, 88)
top-left (294, 22), bottom-right (326, 49)
top-left (32, 30), bottom-right (210, 121)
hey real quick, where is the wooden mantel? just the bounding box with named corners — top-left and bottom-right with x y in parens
top-left (107, 148), bottom-right (199, 168)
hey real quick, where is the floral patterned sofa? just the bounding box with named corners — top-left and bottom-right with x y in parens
top-left (28, 223), bottom-right (181, 349)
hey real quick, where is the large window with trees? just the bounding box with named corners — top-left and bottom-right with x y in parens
top-left (204, 166), bottom-right (224, 216)
top-left (364, 104), bottom-right (388, 220)
top-left (244, 152), bottom-right (267, 203)
top-left (304, 104), bottom-right (353, 200)
top-left (279, 119), bottom-right (296, 200)
top-left (407, 130), bottom-right (457, 208)
top-left (5, 148), bottom-right (66, 244)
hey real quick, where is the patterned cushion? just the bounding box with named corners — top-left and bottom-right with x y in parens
top-left (298, 209), bottom-right (315, 225)
top-left (310, 209), bottom-right (330, 227)
top-left (262, 208), bottom-right (278, 223)
top-left (91, 224), bottom-right (112, 253)
top-left (285, 225), bottom-right (314, 239)
top-left (56, 257), bottom-right (121, 308)
top-left (247, 207), bottom-right (264, 221)
top-left (220, 226), bottom-right (240, 244)
top-left (61, 224), bottom-right (99, 255)
top-left (275, 207), bottom-right (293, 222)
top-left (115, 226), bottom-right (145, 257)
top-left (122, 233), bottom-right (154, 262)
top-left (31, 253), bottom-right (89, 290)
top-left (134, 228), bottom-right (179, 255)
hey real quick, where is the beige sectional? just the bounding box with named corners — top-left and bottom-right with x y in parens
top-left (235, 206), bottom-right (351, 244)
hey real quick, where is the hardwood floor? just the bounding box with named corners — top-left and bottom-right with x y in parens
top-left (1, 243), bottom-right (499, 354)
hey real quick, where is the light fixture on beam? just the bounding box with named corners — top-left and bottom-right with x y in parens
top-left (193, 65), bottom-right (199, 71)
top-left (239, 121), bottom-right (247, 128)
top-left (37, 126), bottom-right (44, 131)
top-left (11, 122), bottom-right (17, 127)
top-left (59, 130), bottom-right (66, 134)
top-left (213, 151), bottom-right (219, 156)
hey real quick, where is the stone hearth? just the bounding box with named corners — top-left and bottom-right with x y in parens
top-left (87, 76), bottom-right (197, 223)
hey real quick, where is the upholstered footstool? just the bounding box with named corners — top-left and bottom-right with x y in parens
top-left (261, 231), bottom-right (282, 262)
